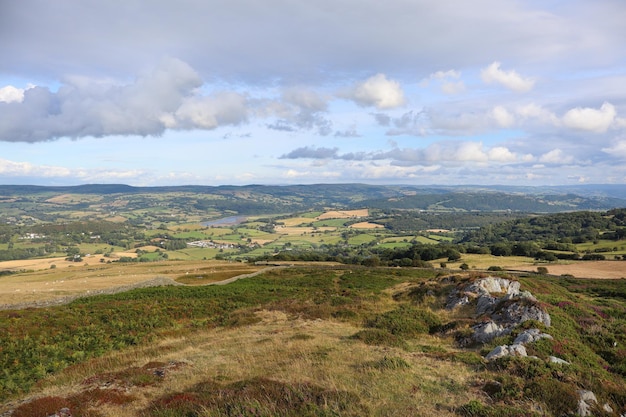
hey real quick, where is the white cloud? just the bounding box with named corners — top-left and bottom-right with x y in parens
top-left (174, 92), bottom-right (248, 129)
top-left (0, 158), bottom-right (70, 177)
top-left (539, 149), bottom-right (574, 164)
top-left (488, 146), bottom-right (517, 162)
top-left (0, 85), bottom-right (27, 103)
top-left (481, 62), bottom-right (535, 92)
top-left (515, 103), bottom-right (559, 125)
top-left (346, 74), bottom-right (406, 109)
top-left (490, 106), bottom-right (515, 127)
top-left (421, 70), bottom-right (465, 94)
top-left (0, 59), bottom-right (255, 142)
top-left (562, 102), bottom-right (617, 133)
top-left (602, 140), bottom-right (626, 158)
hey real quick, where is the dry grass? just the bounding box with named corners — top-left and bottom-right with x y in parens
top-left (445, 254), bottom-right (626, 279)
top-left (317, 209), bottom-right (369, 220)
top-left (276, 225), bottom-right (336, 235)
top-left (18, 311), bottom-right (481, 417)
top-left (511, 260), bottom-right (626, 279)
top-left (350, 221), bottom-right (384, 229)
top-left (0, 260), bottom-right (261, 307)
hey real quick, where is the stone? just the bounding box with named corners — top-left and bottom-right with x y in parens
top-left (470, 277), bottom-right (520, 296)
top-left (548, 356), bottom-right (570, 365)
top-left (494, 301), bottom-right (551, 328)
top-left (472, 320), bottom-right (508, 343)
top-left (485, 344), bottom-right (527, 361)
top-left (577, 390), bottom-right (597, 417)
top-left (514, 329), bottom-right (553, 345)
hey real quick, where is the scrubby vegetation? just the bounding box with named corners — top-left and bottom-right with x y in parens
top-left (1, 266), bottom-right (626, 416)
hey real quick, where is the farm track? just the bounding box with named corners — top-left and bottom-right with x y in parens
top-left (0, 266), bottom-right (285, 311)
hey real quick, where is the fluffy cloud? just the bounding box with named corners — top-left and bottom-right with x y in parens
top-left (0, 85), bottom-right (30, 103)
top-left (490, 106), bottom-right (516, 127)
top-left (174, 92), bottom-right (248, 129)
top-left (561, 102), bottom-right (617, 133)
top-left (0, 59), bottom-right (255, 142)
top-left (344, 74), bottom-right (406, 109)
top-left (266, 87), bottom-right (332, 135)
top-left (602, 140), bottom-right (626, 159)
top-left (539, 149), bottom-right (574, 164)
top-left (481, 62), bottom-right (535, 92)
top-left (423, 70), bottom-right (466, 94)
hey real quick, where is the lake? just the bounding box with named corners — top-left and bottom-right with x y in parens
top-left (201, 216), bottom-right (247, 227)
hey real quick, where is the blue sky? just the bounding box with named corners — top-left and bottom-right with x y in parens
top-left (1, 0), bottom-right (626, 186)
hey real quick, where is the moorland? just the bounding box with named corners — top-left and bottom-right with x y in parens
top-left (1, 183), bottom-right (626, 416)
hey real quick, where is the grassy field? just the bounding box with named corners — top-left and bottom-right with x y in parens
top-left (0, 260), bottom-right (263, 307)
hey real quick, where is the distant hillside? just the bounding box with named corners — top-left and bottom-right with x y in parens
top-left (0, 183), bottom-right (624, 213)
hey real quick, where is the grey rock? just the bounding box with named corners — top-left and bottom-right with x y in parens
top-left (494, 301), bottom-right (551, 328)
top-left (475, 294), bottom-right (499, 315)
top-left (577, 390), bottom-right (597, 417)
top-left (485, 344), bottom-right (527, 361)
top-left (470, 277), bottom-right (520, 296)
top-left (514, 329), bottom-right (553, 345)
top-left (472, 320), bottom-right (509, 343)
top-left (549, 356), bottom-right (570, 365)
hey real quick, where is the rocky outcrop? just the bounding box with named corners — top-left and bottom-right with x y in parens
top-left (447, 277), bottom-right (551, 345)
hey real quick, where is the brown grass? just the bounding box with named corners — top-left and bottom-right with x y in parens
top-left (317, 209), bottom-right (368, 220)
top-left (0, 260), bottom-right (262, 307)
top-left (350, 221), bottom-right (384, 229)
top-left (15, 311), bottom-right (481, 417)
top-left (511, 260), bottom-right (626, 279)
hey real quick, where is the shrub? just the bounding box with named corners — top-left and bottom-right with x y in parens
top-left (366, 305), bottom-right (442, 337)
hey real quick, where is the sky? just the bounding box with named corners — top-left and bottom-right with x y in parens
top-left (1, 1), bottom-right (626, 187)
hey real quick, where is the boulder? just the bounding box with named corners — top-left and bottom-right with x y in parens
top-left (472, 320), bottom-right (509, 343)
top-left (514, 329), bottom-right (553, 345)
top-left (493, 300), bottom-right (551, 328)
top-left (577, 390), bottom-right (597, 417)
top-left (485, 344), bottom-right (527, 361)
top-left (469, 277), bottom-right (520, 296)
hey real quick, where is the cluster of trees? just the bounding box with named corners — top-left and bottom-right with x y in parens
top-left (461, 210), bottom-right (626, 245)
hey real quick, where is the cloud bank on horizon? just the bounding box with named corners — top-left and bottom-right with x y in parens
top-left (1, 0), bottom-right (626, 186)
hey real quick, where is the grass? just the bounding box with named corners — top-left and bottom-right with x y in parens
top-left (3, 266), bottom-right (626, 416)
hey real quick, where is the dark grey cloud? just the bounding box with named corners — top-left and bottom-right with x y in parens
top-left (280, 146), bottom-right (339, 159)
top-left (3, 1), bottom-right (620, 83)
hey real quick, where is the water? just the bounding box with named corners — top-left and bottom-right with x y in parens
top-left (201, 216), bottom-right (247, 227)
